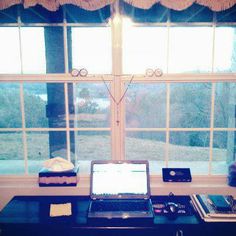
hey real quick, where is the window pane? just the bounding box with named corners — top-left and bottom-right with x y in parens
top-left (214, 83), bottom-right (236, 128)
top-left (0, 83), bottom-right (21, 128)
top-left (214, 27), bottom-right (236, 73)
top-left (0, 132), bottom-right (24, 175)
top-left (44, 27), bottom-right (65, 73)
top-left (20, 5), bottom-right (63, 23)
top-left (126, 83), bottom-right (166, 128)
top-left (216, 5), bottom-right (236, 22)
top-left (0, 27), bottom-right (21, 74)
top-left (122, 2), bottom-right (168, 23)
top-left (169, 27), bottom-right (213, 73)
top-left (169, 131), bottom-right (210, 174)
top-left (123, 26), bottom-right (167, 74)
top-left (72, 131), bottom-right (111, 173)
top-left (45, 83), bottom-right (66, 128)
top-left (21, 27), bottom-right (46, 74)
top-left (0, 5), bottom-right (18, 23)
top-left (126, 132), bottom-right (166, 174)
top-left (27, 131), bottom-right (68, 173)
top-left (71, 83), bottom-right (110, 128)
top-left (170, 4), bottom-right (213, 22)
top-left (71, 27), bottom-right (111, 74)
top-left (48, 131), bottom-right (67, 158)
top-left (27, 131), bottom-right (50, 173)
top-left (24, 83), bottom-right (48, 128)
top-left (212, 131), bottom-right (234, 175)
top-left (65, 5), bottom-right (110, 23)
top-left (170, 83), bottom-right (211, 128)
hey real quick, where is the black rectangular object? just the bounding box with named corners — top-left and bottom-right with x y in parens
top-left (162, 168), bottom-right (192, 182)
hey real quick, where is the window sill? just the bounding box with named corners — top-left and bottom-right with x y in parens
top-left (1, 175), bottom-right (235, 210)
top-left (0, 175), bottom-right (235, 194)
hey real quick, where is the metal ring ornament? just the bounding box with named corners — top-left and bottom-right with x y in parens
top-left (145, 68), bottom-right (154, 77)
top-left (71, 68), bottom-right (80, 77)
top-left (79, 68), bottom-right (88, 77)
top-left (154, 68), bottom-right (163, 77)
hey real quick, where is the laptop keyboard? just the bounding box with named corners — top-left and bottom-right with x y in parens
top-left (90, 200), bottom-right (150, 212)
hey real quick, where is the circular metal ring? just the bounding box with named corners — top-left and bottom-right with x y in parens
top-left (79, 68), bottom-right (88, 77)
top-left (71, 68), bottom-right (80, 77)
top-left (154, 68), bottom-right (163, 77)
top-left (145, 68), bottom-right (154, 77)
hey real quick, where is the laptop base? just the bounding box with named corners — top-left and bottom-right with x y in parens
top-left (87, 215), bottom-right (154, 226)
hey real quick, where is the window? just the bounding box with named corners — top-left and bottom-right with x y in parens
top-left (71, 27), bottom-right (112, 74)
top-left (0, 28), bottom-right (21, 74)
top-left (0, 3), bottom-right (235, 176)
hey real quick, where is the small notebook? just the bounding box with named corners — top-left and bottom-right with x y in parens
top-left (50, 203), bottom-right (72, 217)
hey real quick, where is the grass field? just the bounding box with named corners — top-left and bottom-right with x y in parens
top-left (0, 132), bottom-right (228, 162)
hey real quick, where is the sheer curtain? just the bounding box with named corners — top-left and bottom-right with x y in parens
top-left (0, 0), bottom-right (235, 11)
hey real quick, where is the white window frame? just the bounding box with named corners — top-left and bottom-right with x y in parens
top-left (0, 4), bottom-right (235, 184)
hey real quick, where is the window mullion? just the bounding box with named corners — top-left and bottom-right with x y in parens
top-left (63, 7), bottom-right (69, 74)
top-left (165, 83), bottom-right (170, 167)
top-left (18, 19), bottom-right (23, 74)
top-left (209, 82), bottom-right (216, 175)
top-left (20, 82), bottom-right (28, 175)
top-left (211, 12), bottom-right (216, 73)
top-left (111, 1), bottom-right (123, 160)
top-left (64, 83), bottom-right (71, 162)
top-left (166, 9), bottom-right (170, 74)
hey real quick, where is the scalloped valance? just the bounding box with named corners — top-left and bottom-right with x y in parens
top-left (123, 0), bottom-right (236, 11)
top-left (0, 0), bottom-right (235, 11)
top-left (0, 0), bottom-right (115, 11)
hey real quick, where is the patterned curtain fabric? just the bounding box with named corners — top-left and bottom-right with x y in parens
top-left (0, 0), bottom-right (115, 11)
top-left (123, 0), bottom-right (236, 12)
top-left (0, 0), bottom-right (235, 11)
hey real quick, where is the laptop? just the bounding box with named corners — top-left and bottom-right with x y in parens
top-left (88, 160), bottom-right (154, 220)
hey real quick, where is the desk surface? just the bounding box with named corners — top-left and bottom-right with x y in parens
top-left (0, 196), bottom-right (198, 225)
top-left (0, 196), bottom-right (236, 236)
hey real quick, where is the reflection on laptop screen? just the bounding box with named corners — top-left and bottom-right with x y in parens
top-left (92, 163), bottom-right (148, 197)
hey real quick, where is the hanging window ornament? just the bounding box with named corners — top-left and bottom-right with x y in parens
top-left (71, 68), bottom-right (88, 78)
top-left (154, 68), bottom-right (163, 77)
top-left (71, 68), bottom-right (80, 77)
top-left (79, 68), bottom-right (88, 77)
top-left (102, 75), bottom-right (134, 126)
top-left (145, 68), bottom-right (154, 77)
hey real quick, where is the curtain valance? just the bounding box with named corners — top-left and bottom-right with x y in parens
top-left (123, 0), bottom-right (236, 12)
top-left (0, 0), bottom-right (235, 11)
top-left (0, 0), bottom-right (115, 11)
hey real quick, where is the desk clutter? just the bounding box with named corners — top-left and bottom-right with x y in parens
top-left (191, 194), bottom-right (236, 222)
top-left (38, 157), bottom-right (79, 187)
top-left (1, 195), bottom-right (236, 236)
top-left (152, 195), bottom-right (195, 220)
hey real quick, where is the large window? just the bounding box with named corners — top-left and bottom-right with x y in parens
top-left (0, 3), bottom-right (235, 176)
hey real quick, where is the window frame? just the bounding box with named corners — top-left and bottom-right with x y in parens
top-left (0, 5), bottom-right (235, 178)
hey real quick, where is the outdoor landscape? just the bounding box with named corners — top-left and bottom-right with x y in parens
top-left (0, 82), bottom-right (235, 174)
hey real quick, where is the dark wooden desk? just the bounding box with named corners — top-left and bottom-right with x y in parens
top-left (0, 196), bottom-right (235, 236)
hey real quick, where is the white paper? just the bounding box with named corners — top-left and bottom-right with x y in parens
top-left (50, 203), bottom-right (72, 217)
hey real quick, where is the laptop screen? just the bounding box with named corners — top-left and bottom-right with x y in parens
top-left (90, 161), bottom-right (150, 199)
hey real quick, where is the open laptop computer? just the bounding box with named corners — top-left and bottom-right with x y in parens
top-left (88, 160), bottom-right (154, 220)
